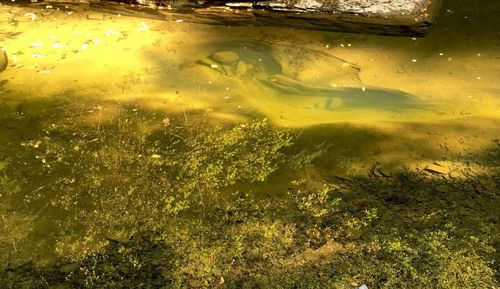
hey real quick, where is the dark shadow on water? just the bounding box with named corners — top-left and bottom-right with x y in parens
top-left (263, 79), bottom-right (429, 112)
top-left (1, 169), bottom-right (498, 288)
top-left (0, 93), bottom-right (498, 288)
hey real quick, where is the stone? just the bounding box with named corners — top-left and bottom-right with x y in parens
top-left (210, 51), bottom-right (239, 65)
top-left (222, 64), bottom-right (234, 76)
top-left (235, 60), bottom-right (249, 76)
top-left (424, 164), bottom-right (448, 175)
top-left (0, 49), bottom-right (7, 73)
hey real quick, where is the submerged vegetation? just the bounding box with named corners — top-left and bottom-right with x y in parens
top-left (0, 98), bottom-right (498, 288)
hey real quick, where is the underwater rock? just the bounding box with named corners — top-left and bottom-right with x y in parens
top-left (210, 51), bottom-right (240, 65)
top-left (235, 60), bottom-right (249, 76)
top-left (222, 64), bottom-right (234, 76)
top-left (0, 49), bottom-right (7, 73)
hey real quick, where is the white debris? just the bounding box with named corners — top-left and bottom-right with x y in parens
top-left (30, 41), bottom-right (44, 48)
top-left (104, 29), bottom-right (119, 36)
top-left (80, 43), bottom-right (89, 51)
top-left (137, 21), bottom-right (148, 32)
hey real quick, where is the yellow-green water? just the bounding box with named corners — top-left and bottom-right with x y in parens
top-left (1, 0), bottom-right (498, 172)
top-left (0, 0), bottom-right (499, 287)
top-left (1, 1), bottom-right (499, 125)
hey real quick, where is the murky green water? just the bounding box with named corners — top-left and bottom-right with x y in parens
top-left (0, 0), bottom-right (499, 288)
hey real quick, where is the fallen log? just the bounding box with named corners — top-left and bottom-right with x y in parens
top-left (43, 0), bottom-right (442, 36)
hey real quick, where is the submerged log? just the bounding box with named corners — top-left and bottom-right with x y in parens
top-left (44, 0), bottom-right (441, 36)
